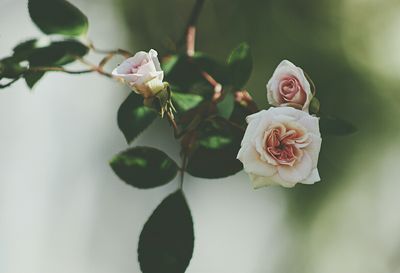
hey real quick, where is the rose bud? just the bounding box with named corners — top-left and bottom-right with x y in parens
top-left (112, 49), bottom-right (164, 98)
top-left (266, 60), bottom-right (312, 112)
top-left (237, 107), bottom-right (322, 188)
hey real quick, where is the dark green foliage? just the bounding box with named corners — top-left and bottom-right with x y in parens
top-left (110, 146), bottom-right (179, 189)
top-left (28, 0), bottom-right (89, 36)
top-left (26, 40), bottom-right (89, 66)
top-left (227, 43), bottom-right (252, 89)
top-left (320, 115), bottom-right (357, 136)
top-left (216, 90), bottom-right (235, 119)
top-left (186, 117), bottom-right (244, 178)
top-left (0, 57), bottom-right (27, 79)
top-left (138, 190), bottom-right (194, 273)
top-left (117, 93), bottom-right (158, 143)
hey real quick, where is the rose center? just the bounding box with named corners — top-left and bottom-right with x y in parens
top-left (264, 126), bottom-right (306, 166)
top-left (131, 58), bottom-right (149, 73)
top-left (278, 76), bottom-right (306, 105)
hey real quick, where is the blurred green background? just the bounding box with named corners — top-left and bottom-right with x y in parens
top-left (1, 0), bottom-right (400, 272)
top-left (118, 0), bottom-right (400, 272)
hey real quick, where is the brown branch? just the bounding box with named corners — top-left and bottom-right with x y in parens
top-left (178, 0), bottom-right (206, 53)
top-left (166, 111), bottom-right (188, 139)
top-left (0, 77), bottom-right (20, 88)
top-left (88, 42), bottom-right (132, 58)
top-left (76, 57), bottom-right (113, 78)
top-left (179, 152), bottom-right (188, 189)
top-left (29, 66), bottom-right (95, 74)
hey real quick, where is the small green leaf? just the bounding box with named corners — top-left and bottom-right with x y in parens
top-left (309, 97), bottom-right (320, 114)
top-left (320, 115), bottom-right (357, 136)
top-left (171, 92), bottom-right (203, 113)
top-left (27, 40), bottom-right (89, 66)
top-left (161, 55), bottom-right (179, 75)
top-left (117, 93), bottom-right (158, 143)
top-left (164, 53), bottom-right (229, 93)
top-left (193, 53), bottom-right (229, 84)
top-left (186, 117), bottom-right (243, 178)
top-left (110, 146), bottom-right (179, 189)
top-left (28, 0), bottom-right (89, 36)
top-left (139, 190), bottom-right (194, 273)
top-left (0, 57), bottom-right (27, 79)
top-left (227, 43), bottom-right (252, 89)
top-left (24, 71), bottom-right (45, 89)
top-left (13, 39), bottom-right (39, 61)
top-left (230, 101), bottom-right (255, 128)
top-left (216, 90), bottom-right (235, 119)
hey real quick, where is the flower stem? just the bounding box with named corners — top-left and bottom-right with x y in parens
top-left (179, 152), bottom-right (188, 189)
top-left (179, 0), bottom-right (206, 54)
top-left (0, 77), bottom-right (20, 89)
top-left (87, 41), bottom-right (132, 58)
top-left (29, 66), bottom-right (95, 74)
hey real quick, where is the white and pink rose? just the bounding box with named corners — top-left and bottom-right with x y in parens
top-left (267, 60), bottom-right (312, 112)
top-left (112, 49), bottom-right (164, 98)
top-left (237, 107), bottom-right (321, 188)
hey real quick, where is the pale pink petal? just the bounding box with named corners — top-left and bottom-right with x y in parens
top-left (237, 145), bottom-right (276, 177)
top-left (277, 151), bottom-right (313, 183)
top-left (304, 134), bottom-right (322, 168)
top-left (249, 173), bottom-right (278, 189)
top-left (301, 168), bottom-right (321, 185)
top-left (298, 115), bottom-right (320, 135)
top-left (149, 49), bottom-right (162, 72)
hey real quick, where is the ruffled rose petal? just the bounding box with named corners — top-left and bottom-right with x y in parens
top-left (304, 133), bottom-right (322, 168)
top-left (266, 60), bottom-right (312, 111)
top-left (112, 49), bottom-right (164, 96)
top-left (301, 168), bottom-right (321, 185)
top-left (237, 145), bottom-right (276, 177)
top-left (249, 174), bottom-right (278, 189)
top-left (277, 151), bottom-right (313, 183)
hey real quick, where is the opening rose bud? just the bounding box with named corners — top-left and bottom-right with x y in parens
top-left (112, 49), bottom-right (164, 98)
top-left (237, 107), bottom-right (322, 188)
top-left (266, 60), bottom-right (312, 112)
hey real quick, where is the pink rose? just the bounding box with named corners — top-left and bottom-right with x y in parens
top-left (112, 49), bottom-right (164, 98)
top-left (237, 107), bottom-right (321, 188)
top-left (266, 60), bottom-right (312, 112)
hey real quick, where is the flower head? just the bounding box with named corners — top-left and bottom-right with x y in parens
top-left (237, 107), bottom-right (321, 188)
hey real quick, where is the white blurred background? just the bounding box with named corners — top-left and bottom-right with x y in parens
top-left (1, 0), bottom-right (400, 273)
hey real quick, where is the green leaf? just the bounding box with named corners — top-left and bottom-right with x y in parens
top-left (193, 53), bottom-right (229, 84)
top-left (28, 0), bottom-right (89, 36)
top-left (138, 190), bottom-right (194, 273)
top-left (27, 40), bottom-right (89, 67)
top-left (24, 71), bottom-right (45, 89)
top-left (110, 146), bottom-right (179, 189)
top-left (13, 39), bottom-right (39, 61)
top-left (230, 101), bottom-right (255, 128)
top-left (117, 93), bottom-right (158, 143)
top-left (320, 115), bottom-right (357, 136)
top-left (164, 53), bottom-right (229, 94)
top-left (227, 43), bottom-right (252, 89)
top-left (171, 92), bottom-right (203, 113)
top-left (186, 117), bottom-right (244, 178)
top-left (161, 55), bottom-right (179, 75)
top-left (0, 57), bottom-right (27, 79)
top-left (216, 90), bottom-right (235, 119)
top-left (309, 97), bottom-right (320, 114)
